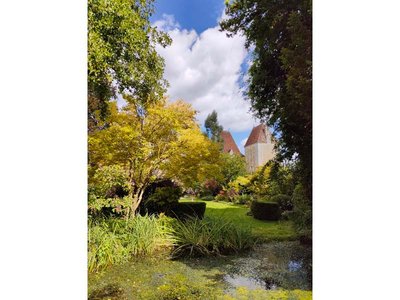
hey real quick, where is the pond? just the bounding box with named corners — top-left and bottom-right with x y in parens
top-left (88, 241), bottom-right (312, 299)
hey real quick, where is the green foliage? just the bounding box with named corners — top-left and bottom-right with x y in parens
top-left (228, 175), bottom-right (251, 194)
top-left (204, 110), bottom-right (223, 142)
top-left (144, 186), bottom-right (182, 213)
top-left (271, 194), bottom-right (293, 211)
top-left (214, 193), bottom-right (228, 202)
top-left (172, 216), bottom-right (255, 257)
top-left (250, 201), bottom-right (281, 221)
top-left (167, 202), bottom-right (207, 220)
top-left (247, 163), bottom-right (272, 196)
top-left (221, 0), bottom-right (312, 199)
top-left (201, 178), bottom-right (222, 196)
top-left (88, 165), bottom-right (131, 217)
top-left (201, 195), bottom-right (214, 201)
top-left (88, 0), bottom-right (171, 130)
top-left (290, 184), bottom-right (312, 238)
top-left (88, 221), bottom-right (130, 272)
top-left (90, 165), bottom-right (130, 197)
top-left (88, 215), bottom-right (175, 272)
top-left (220, 153), bottom-right (247, 186)
top-left (89, 99), bottom-right (220, 217)
top-left (233, 194), bottom-right (253, 205)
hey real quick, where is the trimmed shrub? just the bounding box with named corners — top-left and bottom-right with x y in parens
top-left (271, 194), bottom-right (293, 211)
top-left (201, 195), bottom-right (214, 201)
top-left (167, 202), bottom-right (206, 220)
top-left (250, 201), bottom-right (281, 221)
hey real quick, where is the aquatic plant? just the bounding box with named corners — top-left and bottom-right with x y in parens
top-left (172, 216), bottom-right (256, 257)
top-left (88, 215), bottom-right (175, 272)
top-left (88, 222), bottom-right (130, 272)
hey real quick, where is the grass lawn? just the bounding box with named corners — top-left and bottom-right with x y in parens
top-left (180, 198), bottom-right (298, 241)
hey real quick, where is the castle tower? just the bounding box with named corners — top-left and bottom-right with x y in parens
top-left (244, 124), bottom-right (275, 173)
top-left (220, 130), bottom-right (242, 156)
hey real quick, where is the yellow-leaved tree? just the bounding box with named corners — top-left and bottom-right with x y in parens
top-left (89, 99), bottom-right (221, 217)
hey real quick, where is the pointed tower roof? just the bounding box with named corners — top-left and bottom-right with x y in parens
top-left (244, 124), bottom-right (268, 147)
top-left (221, 131), bottom-right (242, 155)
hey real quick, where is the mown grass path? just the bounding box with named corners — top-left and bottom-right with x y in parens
top-left (180, 198), bottom-right (297, 241)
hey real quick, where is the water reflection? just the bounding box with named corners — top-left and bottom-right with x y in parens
top-left (89, 241), bottom-right (312, 300)
top-left (217, 241), bottom-right (312, 291)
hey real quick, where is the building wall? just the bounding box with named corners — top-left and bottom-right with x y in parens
top-left (245, 134), bottom-right (275, 173)
top-left (245, 144), bottom-right (257, 173)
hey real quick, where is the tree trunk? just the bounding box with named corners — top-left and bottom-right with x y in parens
top-left (130, 188), bottom-right (145, 218)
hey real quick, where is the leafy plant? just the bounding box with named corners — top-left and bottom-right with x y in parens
top-left (214, 191), bottom-right (228, 202)
top-left (271, 194), bottom-right (293, 211)
top-left (88, 220), bottom-right (130, 272)
top-left (201, 178), bottom-right (222, 196)
top-left (228, 175), bottom-right (251, 194)
top-left (200, 195), bottom-right (214, 201)
top-left (144, 186), bottom-right (182, 214)
top-left (220, 153), bottom-right (247, 186)
top-left (172, 216), bottom-right (255, 257)
top-left (88, 0), bottom-right (171, 131)
top-left (290, 184), bottom-right (312, 239)
top-left (89, 99), bottom-right (221, 217)
top-left (88, 215), bottom-right (175, 272)
top-left (233, 194), bottom-right (253, 205)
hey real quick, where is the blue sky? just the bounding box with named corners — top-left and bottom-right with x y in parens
top-left (151, 0), bottom-right (225, 33)
top-left (151, 0), bottom-right (257, 154)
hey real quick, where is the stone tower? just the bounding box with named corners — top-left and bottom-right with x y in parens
top-left (244, 124), bottom-right (275, 173)
top-left (220, 130), bottom-right (242, 156)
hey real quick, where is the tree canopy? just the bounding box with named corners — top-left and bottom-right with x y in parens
top-left (88, 0), bottom-right (171, 131)
top-left (220, 0), bottom-right (312, 198)
top-left (89, 99), bottom-right (222, 217)
top-left (220, 153), bottom-right (246, 187)
top-left (204, 110), bottom-right (224, 143)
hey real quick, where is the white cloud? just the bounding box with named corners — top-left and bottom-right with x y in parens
top-left (154, 14), bottom-right (258, 132)
top-left (153, 14), bottom-right (181, 31)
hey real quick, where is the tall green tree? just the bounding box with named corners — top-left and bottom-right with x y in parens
top-left (220, 0), bottom-right (312, 200)
top-left (88, 0), bottom-right (171, 131)
top-left (220, 153), bottom-right (246, 187)
top-left (204, 110), bottom-right (223, 142)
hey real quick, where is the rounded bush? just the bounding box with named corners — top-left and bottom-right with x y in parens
top-left (271, 194), bottom-right (293, 211)
top-left (167, 202), bottom-right (206, 220)
top-left (250, 201), bottom-right (281, 221)
top-left (201, 195), bottom-right (214, 201)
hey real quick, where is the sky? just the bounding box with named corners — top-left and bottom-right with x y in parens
top-left (151, 0), bottom-right (259, 154)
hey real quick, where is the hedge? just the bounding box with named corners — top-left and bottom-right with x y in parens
top-left (167, 202), bottom-right (206, 220)
top-left (250, 201), bottom-right (281, 221)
